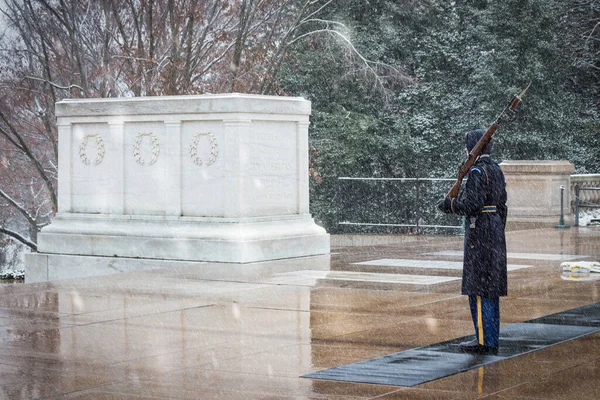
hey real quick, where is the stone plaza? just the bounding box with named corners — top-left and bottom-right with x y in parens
top-left (1, 227), bottom-right (600, 398)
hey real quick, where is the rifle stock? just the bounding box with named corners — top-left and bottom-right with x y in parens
top-left (445, 83), bottom-right (530, 198)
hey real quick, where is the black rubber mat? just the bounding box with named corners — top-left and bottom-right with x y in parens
top-left (527, 301), bottom-right (600, 328)
top-left (303, 302), bottom-right (600, 387)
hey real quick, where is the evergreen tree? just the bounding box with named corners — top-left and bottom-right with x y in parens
top-left (280, 0), bottom-right (600, 232)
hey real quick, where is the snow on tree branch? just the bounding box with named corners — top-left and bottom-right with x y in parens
top-left (0, 187), bottom-right (37, 227)
top-left (23, 76), bottom-right (85, 93)
top-left (0, 226), bottom-right (37, 251)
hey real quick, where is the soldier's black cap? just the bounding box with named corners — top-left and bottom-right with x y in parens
top-left (465, 129), bottom-right (493, 154)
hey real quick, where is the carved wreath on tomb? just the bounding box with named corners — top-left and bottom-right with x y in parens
top-left (133, 132), bottom-right (160, 165)
top-left (79, 133), bottom-right (105, 165)
top-left (190, 132), bottom-right (218, 166)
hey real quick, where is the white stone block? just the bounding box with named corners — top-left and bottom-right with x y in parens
top-left (24, 253), bottom-right (48, 283)
top-left (25, 253), bottom-right (207, 283)
top-left (29, 94), bottom-right (329, 282)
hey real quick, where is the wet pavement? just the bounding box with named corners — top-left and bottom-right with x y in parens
top-left (1, 227), bottom-right (599, 399)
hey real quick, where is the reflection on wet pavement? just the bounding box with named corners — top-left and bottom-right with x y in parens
top-left (0, 228), bottom-right (598, 399)
top-left (353, 258), bottom-right (531, 271)
top-left (305, 311), bottom-right (600, 387)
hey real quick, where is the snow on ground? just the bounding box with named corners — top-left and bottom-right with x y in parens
top-left (0, 239), bottom-right (25, 280)
top-left (578, 208), bottom-right (600, 227)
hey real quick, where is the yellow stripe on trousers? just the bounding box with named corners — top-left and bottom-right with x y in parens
top-left (477, 296), bottom-right (484, 345)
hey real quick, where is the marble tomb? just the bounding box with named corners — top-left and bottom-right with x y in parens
top-left (26, 94), bottom-right (330, 282)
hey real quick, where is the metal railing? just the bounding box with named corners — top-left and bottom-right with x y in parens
top-left (337, 177), bottom-right (464, 234)
top-left (571, 174), bottom-right (600, 212)
top-left (574, 186), bottom-right (600, 226)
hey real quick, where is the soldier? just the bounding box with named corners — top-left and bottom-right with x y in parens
top-left (437, 129), bottom-right (508, 355)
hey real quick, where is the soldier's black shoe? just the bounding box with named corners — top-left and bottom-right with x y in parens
top-left (458, 339), bottom-right (498, 355)
top-left (458, 339), bottom-right (481, 353)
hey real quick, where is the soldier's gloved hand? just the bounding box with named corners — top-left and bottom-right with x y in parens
top-left (437, 197), bottom-right (453, 214)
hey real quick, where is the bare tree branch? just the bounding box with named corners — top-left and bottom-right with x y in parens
top-left (0, 187), bottom-right (37, 227)
top-left (23, 76), bottom-right (85, 93)
top-left (287, 27), bottom-right (412, 89)
top-left (0, 108), bottom-right (57, 210)
top-left (0, 226), bottom-right (37, 250)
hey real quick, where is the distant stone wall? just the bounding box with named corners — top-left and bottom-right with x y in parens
top-left (499, 160), bottom-right (574, 226)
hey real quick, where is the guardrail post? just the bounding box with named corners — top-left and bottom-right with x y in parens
top-left (575, 184), bottom-right (580, 227)
top-left (555, 185), bottom-right (570, 229)
top-left (415, 178), bottom-right (421, 235)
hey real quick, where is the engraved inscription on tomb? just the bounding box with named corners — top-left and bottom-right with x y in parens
top-left (247, 130), bottom-right (295, 174)
top-left (248, 160), bottom-right (294, 173)
top-left (247, 177), bottom-right (295, 205)
top-left (258, 132), bottom-right (289, 142)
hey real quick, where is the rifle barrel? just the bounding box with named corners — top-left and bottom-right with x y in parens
top-left (445, 84), bottom-right (530, 198)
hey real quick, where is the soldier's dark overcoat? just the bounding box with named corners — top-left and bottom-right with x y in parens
top-left (450, 156), bottom-right (508, 297)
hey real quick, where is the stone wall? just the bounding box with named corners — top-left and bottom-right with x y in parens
top-left (500, 160), bottom-right (574, 227)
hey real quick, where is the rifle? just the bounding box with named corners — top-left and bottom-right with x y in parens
top-left (446, 83), bottom-right (531, 198)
